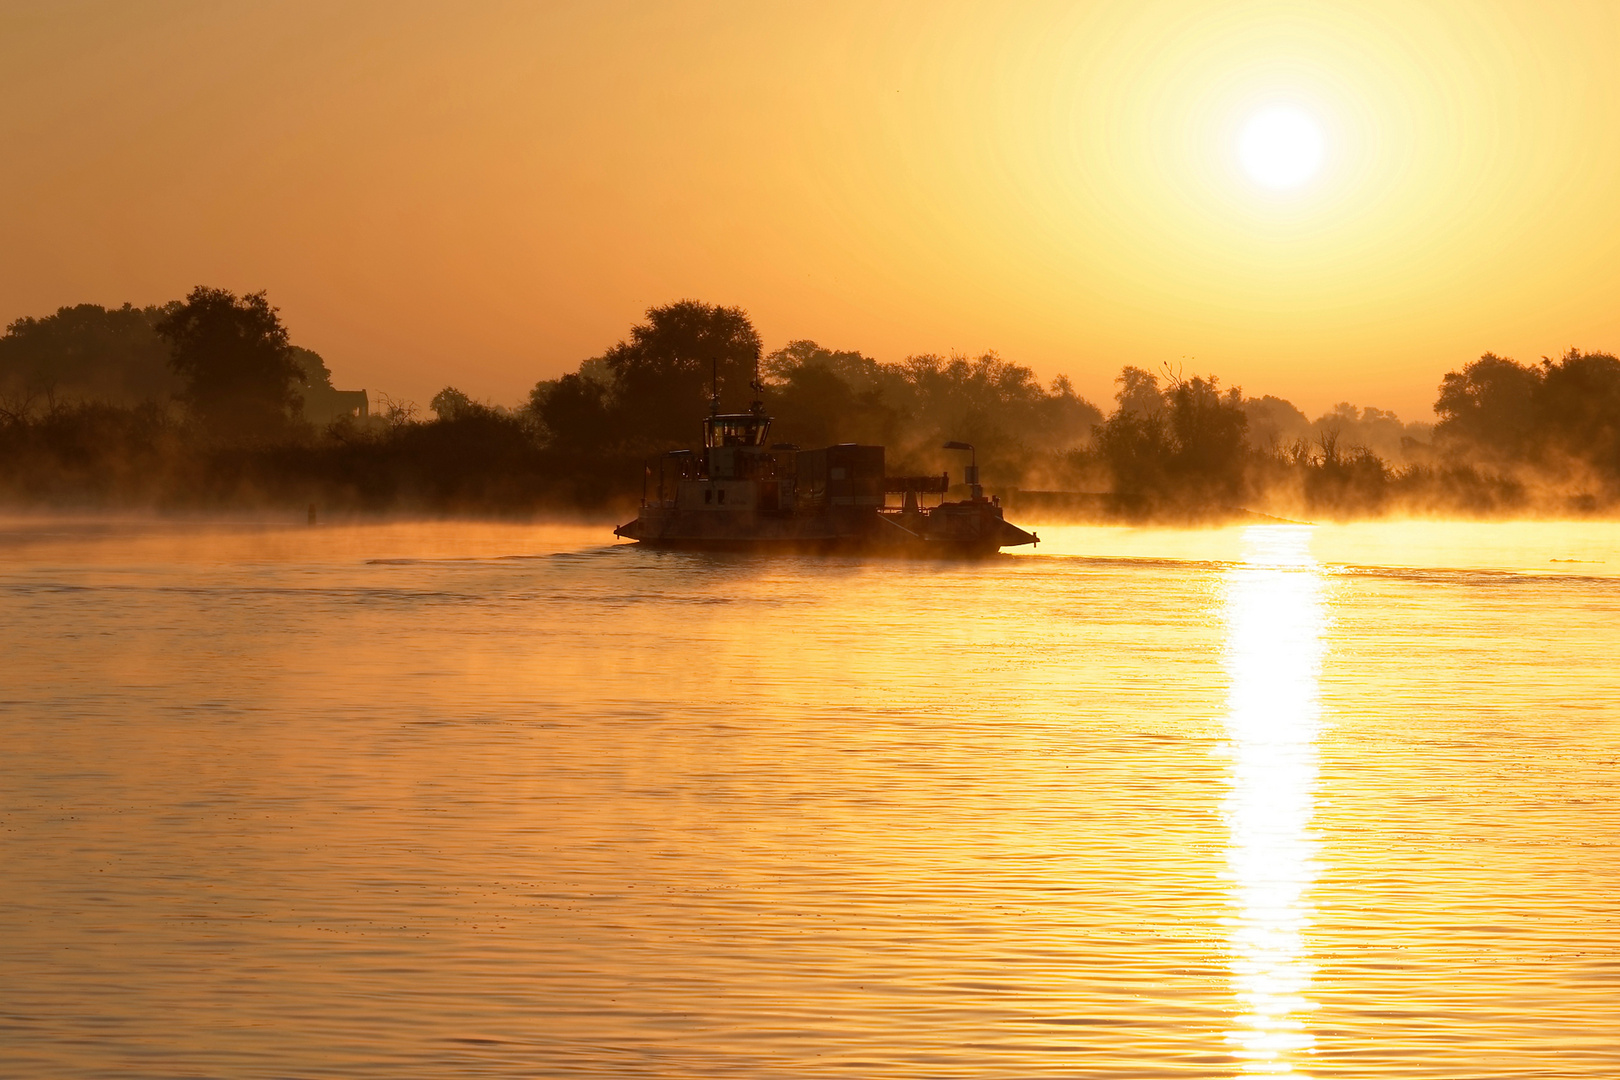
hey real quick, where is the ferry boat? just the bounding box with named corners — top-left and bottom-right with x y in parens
top-left (614, 394), bottom-right (1038, 556)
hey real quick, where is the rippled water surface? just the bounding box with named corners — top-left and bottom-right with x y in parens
top-left (3, 517), bottom-right (1617, 1078)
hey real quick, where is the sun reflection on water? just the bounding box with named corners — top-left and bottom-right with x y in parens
top-left (1220, 526), bottom-right (1327, 1076)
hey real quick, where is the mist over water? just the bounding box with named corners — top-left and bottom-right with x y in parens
top-left (2, 518), bottom-right (1618, 1077)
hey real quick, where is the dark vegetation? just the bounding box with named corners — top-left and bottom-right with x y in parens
top-left (2, 288), bottom-right (1617, 519)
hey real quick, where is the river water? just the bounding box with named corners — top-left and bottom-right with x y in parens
top-left (2, 517), bottom-right (1617, 1078)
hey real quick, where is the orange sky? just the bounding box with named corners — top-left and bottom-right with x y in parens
top-left (3, 0), bottom-right (1618, 420)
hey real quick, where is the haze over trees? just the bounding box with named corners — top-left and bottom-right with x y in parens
top-left (527, 302), bottom-right (1104, 484)
top-left (3, 290), bottom-right (1618, 518)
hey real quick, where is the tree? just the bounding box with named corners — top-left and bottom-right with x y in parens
top-left (0, 302), bottom-right (181, 407)
top-left (431, 386), bottom-right (477, 421)
top-left (1164, 373), bottom-right (1248, 494)
top-left (156, 287), bottom-right (300, 440)
top-left (1113, 366), bottom-right (1165, 420)
top-left (530, 373), bottom-right (611, 449)
top-left (1433, 349), bottom-right (1620, 484)
top-left (602, 300), bottom-right (763, 447)
top-left (289, 346), bottom-right (334, 392)
top-left (1094, 408), bottom-right (1171, 495)
top-left (373, 392), bottom-right (419, 430)
top-left (1243, 394), bottom-right (1312, 450)
top-left (1535, 349), bottom-right (1620, 473)
top-left (760, 340), bottom-right (896, 448)
top-left (1434, 353), bottom-right (1541, 459)
top-left (1093, 367), bottom-right (1248, 502)
top-left (764, 340), bottom-right (883, 392)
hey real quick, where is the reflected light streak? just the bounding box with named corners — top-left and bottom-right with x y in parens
top-left (1219, 526), bottom-right (1327, 1076)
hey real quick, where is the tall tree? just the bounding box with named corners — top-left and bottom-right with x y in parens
top-left (1434, 353), bottom-right (1541, 460)
top-left (603, 300), bottom-right (762, 447)
top-left (156, 287), bottom-right (300, 440)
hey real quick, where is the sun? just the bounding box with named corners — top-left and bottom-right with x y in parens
top-left (1238, 105), bottom-right (1326, 190)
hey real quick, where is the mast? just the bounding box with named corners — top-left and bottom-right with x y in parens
top-left (750, 344), bottom-right (765, 417)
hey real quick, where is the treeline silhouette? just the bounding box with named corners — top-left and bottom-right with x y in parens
top-left (2, 289), bottom-right (1616, 518)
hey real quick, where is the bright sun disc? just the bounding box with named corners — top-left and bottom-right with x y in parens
top-left (1238, 106), bottom-right (1325, 190)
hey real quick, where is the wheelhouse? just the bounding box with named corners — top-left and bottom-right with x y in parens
top-left (704, 413), bottom-right (771, 448)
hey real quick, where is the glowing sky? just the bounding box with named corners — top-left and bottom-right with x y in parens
top-left (3, 0), bottom-right (1618, 418)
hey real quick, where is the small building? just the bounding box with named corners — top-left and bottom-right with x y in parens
top-left (301, 385), bottom-right (369, 426)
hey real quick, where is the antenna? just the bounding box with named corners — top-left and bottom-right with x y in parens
top-left (709, 357), bottom-right (720, 417)
top-left (750, 343), bottom-right (765, 416)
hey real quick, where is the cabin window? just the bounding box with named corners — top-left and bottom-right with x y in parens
top-left (703, 415), bottom-right (772, 448)
top-left (704, 489), bottom-right (713, 504)
top-left (717, 489), bottom-right (727, 504)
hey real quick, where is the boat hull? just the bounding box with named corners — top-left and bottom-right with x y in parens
top-left (614, 502), bottom-right (1037, 557)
